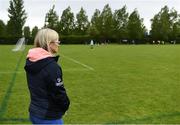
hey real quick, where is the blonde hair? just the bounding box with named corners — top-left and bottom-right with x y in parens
top-left (34, 28), bottom-right (59, 50)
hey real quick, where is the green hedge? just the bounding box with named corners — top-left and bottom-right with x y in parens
top-left (60, 35), bottom-right (91, 44)
top-left (0, 35), bottom-right (179, 44)
top-left (0, 37), bottom-right (19, 44)
top-left (0, 35), bottom-right (92, 44)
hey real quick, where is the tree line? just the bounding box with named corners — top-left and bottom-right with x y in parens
top-left (0, 0), bottom-right (180, 44)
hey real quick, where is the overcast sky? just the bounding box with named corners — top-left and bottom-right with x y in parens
top-left (0, 0), bottom-right (180, 31)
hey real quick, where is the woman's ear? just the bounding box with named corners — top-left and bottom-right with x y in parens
top-left (48, 42), bottom-right (56, 54)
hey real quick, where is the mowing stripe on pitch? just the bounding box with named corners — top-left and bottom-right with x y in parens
top-left (61, 55), bottom-right (95, 71)
top-left (0, 118), bottom-right (29, 122)
top-left (0, 52), bottom-right (24, 118)
top-left (0, 71), bottom-right (23, 74)
top-left (0, 68), bottom-right (89, 74)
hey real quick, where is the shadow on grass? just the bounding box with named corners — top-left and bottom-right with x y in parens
top-left (106, 111), bottom-right (180, 124)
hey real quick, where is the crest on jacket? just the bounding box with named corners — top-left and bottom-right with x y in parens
top-left (56, 78), bottom-right (63, 86)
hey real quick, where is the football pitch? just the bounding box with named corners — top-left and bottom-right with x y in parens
top-left (0, 44), bottom-right (180, 124)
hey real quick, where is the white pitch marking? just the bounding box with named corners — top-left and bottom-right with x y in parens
top-left (61, 55), bottom-right (95, 71)
top-left (63, 68), bottom-right (90, 71)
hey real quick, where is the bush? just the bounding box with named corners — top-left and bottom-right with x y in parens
top-left (0, 37), bottom-right (33, 45)
top-left (0, 37), bottom-right (20, 44)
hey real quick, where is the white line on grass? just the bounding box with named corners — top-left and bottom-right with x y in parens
top-left (64, 68), bottom-right (90, 72)
top-left (61, 55), bottom-right (95, 71)
top-left (1, 55), bottom-right (95, 74)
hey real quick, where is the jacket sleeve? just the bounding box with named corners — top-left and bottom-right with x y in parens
top-left (45, 62), bottom-right (70, 113)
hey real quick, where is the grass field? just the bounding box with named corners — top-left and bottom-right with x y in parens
top-left (0, 44), bottom-right (180, 124)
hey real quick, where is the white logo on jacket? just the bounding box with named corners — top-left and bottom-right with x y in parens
top-left (56, 78), bottom-right (63, 86)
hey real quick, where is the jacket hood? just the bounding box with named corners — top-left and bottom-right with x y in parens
top-left (27, 48), bottom-right (53, 62)
top-left (24, 48), bottom-right (59, 74)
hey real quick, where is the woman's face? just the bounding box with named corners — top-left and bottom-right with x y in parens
top-left (49, 40), bottom-right (60, 54)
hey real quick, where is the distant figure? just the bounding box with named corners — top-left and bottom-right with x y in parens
top-left (171, 41), bottom-right (176, 44)
top-left (132, 40), bottom-right (135, 44)
top-left (162, 41), bottom-right (165, 44)
top-left (24, 28), bottom-right (70, 124)
top-left (90, 40), bottom-right (94, 49)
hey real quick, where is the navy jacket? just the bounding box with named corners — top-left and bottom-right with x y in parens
top-left (24, 56), bottom-right (70, 120)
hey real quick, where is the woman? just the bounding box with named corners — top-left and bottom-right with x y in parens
top-left (24, 28), bottom-right (70, 124)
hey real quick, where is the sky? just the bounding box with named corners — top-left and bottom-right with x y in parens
top-left (0, 0), bottom-right (180, 31)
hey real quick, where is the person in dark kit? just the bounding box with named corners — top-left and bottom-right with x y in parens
top-left (24, 28), bottom-right (70, 124)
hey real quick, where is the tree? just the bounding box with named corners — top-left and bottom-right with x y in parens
top-left (127, 9), bottom-right (146, 43)
top-left (100, 4), bottom-right (114, 43)
top-left (23, 26), bottom-right (30, 38)
top-left (113, 5), bottom-right (129, 41)
top-left (44, 5), bottom-right (59, 31)
top-left (31, 26), bottom-right (38, 39)
top-left (150, 14), bottom-right (161, 41)
top-left (169, 8), bottom-right (180, 41)
top-left (171, 21), bottom-right (180, 42)
top-left (0, 20), bottom-right (6, 37)
top-left (88, 9), bottom-right (101, 38)
top-left (159, 6), bottom-right (171, 41)
top-left (174, 18), bottom-right (180, 41)
top-left (75, 7), bottom-right (89, 35)
top-left (150, 6), bottom-right (180, 42)
top-left (59, 6), bottom-right (75, 35)
top-left (7, 0), bottom-right (27, 37)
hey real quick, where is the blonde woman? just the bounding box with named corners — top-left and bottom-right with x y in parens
top-left (24, 28), bottom-right (70, 124)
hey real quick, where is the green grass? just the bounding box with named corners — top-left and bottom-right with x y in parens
top-left (0, 44), bottom-right (180, 123)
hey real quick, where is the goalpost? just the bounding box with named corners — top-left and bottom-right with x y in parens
top-left (12, 37), bottom-right (26, 52)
